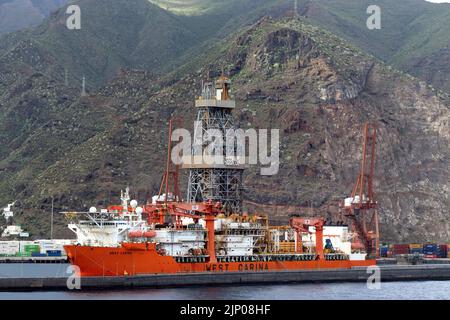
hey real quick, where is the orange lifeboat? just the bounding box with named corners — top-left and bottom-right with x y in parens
top-left (128, 230), bottom-right (144, 238)
top-left (143, 230), bottom-right (156, 238)
top-left (128, 230), bottom-right (157, 238)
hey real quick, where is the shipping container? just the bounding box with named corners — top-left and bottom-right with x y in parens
top-left (0, 241), bottom-right (20, 255)
top-left (379, 246), bottom-right (388, 257)
top-left (393, 244), bottom-right (410, 255)
top-left (17, 252), bottom-right (30, 257)
top-left (31, 252), bottom-right (47, 257)
top-left (423, 244), bottom-right (438, 255)
top-left (424, 254), bottom-right (437, 259)
top-left (46, 250), bottom-right (62, 257)
top-left (437, 244), bottom-right (448, 258)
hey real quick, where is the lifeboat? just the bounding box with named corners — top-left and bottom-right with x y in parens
top-left (128, 230), bottom-right (144, 238)
top-left (128, 230), bottom-right (156, 238)
top-left (143, 230), bottom-right (156, 238)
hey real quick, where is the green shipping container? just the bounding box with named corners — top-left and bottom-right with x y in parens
top-left (23, 245), bottom-right (40, 253)
top-left (24, 245), bottom-right (39, 249)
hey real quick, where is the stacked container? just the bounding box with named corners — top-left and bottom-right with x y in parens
top-left (437, 244), bottom-right (448, 258)
top-left (393, 244), bottom-right (410, 255)
top-left (379, 245), bottom-right (389, 257)
top-left (19, 242), bottom-right (40, 257)
top-left (0, 241), bottom-right (20, 256)
top-left (387, 244), bottom-right (394, 257)
top-left (37, 240), bottom-right (61, 254)
top-left (46, 250), bottom-right (62, 257)
top-left (409, 244), bottom-right (422, 254)
top-left (31, 252), bottom-right (47, 257)
top-left (423, 243), bottom-right (438, 258)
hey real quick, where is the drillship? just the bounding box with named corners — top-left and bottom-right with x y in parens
top-left (64, 76), bottom-right (377, 277)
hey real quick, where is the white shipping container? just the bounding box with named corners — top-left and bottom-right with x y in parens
top-left (0, 241), bottom-right (20, 255)
top-left (36, 239), bottom-right (72, 253)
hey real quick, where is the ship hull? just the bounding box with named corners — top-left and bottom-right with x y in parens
top-left (65, 244), bottom-right (376, 277)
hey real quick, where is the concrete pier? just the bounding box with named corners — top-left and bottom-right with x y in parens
top-left (0, 257), bottom-right (67, 263)
top-left (1, 264), bottom-right (450, 291)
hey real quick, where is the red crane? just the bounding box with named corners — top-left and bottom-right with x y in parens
top-left (289, 217), bottom-right (325, 260)
top-left (157, 117), bottom-right (182, 206)
top-left (144, 117), bottom-right (183, 225)
top-left (341, 123), bottom-right (380, 258)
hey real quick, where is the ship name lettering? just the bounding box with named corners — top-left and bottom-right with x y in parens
top-left (238, 263), bottom-right (269, 271)
top-left (109, 251), bottom-right (132, 255)
top-left (205, 263), bottom-right (229, 272)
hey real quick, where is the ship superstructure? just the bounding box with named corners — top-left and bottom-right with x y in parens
top-left (66, 188), bottom-right (146, 247)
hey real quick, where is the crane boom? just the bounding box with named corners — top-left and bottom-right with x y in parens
top-left (342, 123), bottom-right (380, 258)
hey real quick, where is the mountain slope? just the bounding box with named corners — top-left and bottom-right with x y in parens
top-left (152, 0), bottom-right (450, 93)
top-left (295, 0), bottom-right (450, 93)
top-left (0, 0), bottom-right (69, 35)
top-left (4, 0), bottom-right (449, 94)
top-left (1, 16), bottom-right (448, 243)
top-left (0, 0), bottom-right (206, 88)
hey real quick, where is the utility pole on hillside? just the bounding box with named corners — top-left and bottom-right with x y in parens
top-left (50, 196), bottom-right (54, 240)
top-left (81, 75), bottom-right (87, 97)
top-left (64, 68), bottom-right (69, 86)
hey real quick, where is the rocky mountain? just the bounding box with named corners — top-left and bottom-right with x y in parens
top-left (293, 0), bottom-right (450, 95)
top-left (0, 13), bottom-right (448, 243)
top-left (0, 0), bottom-right (212, 89)
top-left (153, 0), bottom-right (450, 94)
top-left (0, 0), bottom-right (286, 89)
top-left (0, 0), bottom-right (69, 35)
top-left (3, 0), bottom-right (449, 93)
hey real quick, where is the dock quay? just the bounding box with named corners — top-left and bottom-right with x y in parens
top-left (0, 264), bottom-right (450, 291)
top-left (0, 257), bottom-right (67, 264)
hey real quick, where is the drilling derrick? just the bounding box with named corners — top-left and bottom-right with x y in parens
top-left (183, 76), bottom-right (244, 213)
top-left (341, 123), bottom-right (380, 258)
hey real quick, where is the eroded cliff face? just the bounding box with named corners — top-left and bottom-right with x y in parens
top-left (0, 18), bottom-right (448, 241)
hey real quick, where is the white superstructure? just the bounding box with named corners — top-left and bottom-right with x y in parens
top-left (154, 228), bottom-right (206, 256)
top-left (302, 225), bottom-right (352, 255)
top-left (67, 188), bottom-right (146, 247)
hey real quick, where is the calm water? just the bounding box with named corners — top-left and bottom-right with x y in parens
top-left (0, 264), bottom-right (449, 300)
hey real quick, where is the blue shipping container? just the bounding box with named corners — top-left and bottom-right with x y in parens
top-left (46, 250), bottom-right (62, 257)
top-left (31, 252), bottom-right (47, 257)
top-left (423, 244), bottom-right (438, 255)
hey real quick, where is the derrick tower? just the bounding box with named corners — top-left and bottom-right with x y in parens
top-left (183, 76), bottom-right (244, 213)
